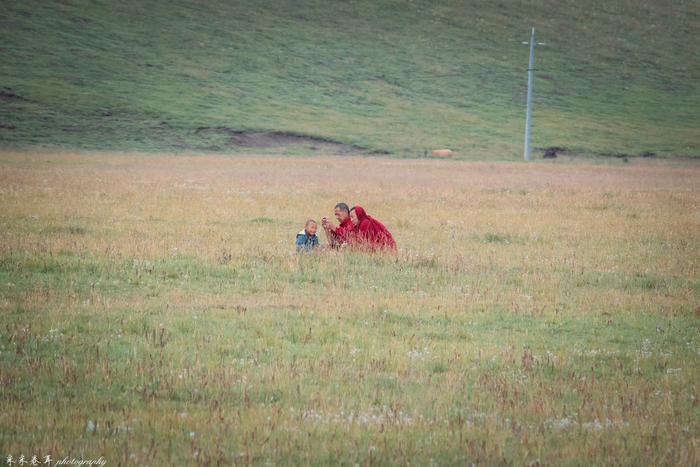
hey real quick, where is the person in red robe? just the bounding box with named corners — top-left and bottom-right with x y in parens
top-left (349, 205), bottom-right (396, 252)
top-left (322, 202), bottom-right (355, 248)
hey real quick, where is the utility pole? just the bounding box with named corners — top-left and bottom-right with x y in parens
top-left (523, 27), bottom-right (536, 161)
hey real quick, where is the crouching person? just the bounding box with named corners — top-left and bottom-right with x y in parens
top-left (296, 219), bottom-right (320, 252)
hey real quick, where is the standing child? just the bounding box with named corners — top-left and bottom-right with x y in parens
top-left (296, 219), bottom-right (320, 252)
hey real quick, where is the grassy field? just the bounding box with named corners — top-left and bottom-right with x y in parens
top-left (1, 0), bottom-right (699, 158)
top-left (0, 150), bottom-right (698, 464)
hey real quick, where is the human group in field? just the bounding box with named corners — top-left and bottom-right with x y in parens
top-left (296, 203), bottom-right (396, 253)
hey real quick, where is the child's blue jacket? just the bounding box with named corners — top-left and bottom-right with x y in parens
top-left (296, 230), bottom-right (319, 252)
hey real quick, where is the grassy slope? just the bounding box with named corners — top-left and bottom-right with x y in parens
top-left (0, 0), bottom-right (698, 158)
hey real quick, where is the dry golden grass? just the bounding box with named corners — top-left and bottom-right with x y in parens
top-left (0, 150), bottom-right (698, 465)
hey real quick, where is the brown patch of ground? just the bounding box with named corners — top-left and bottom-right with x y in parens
top-left (0, 89), bottom-right (27, 102)
top-left (541, 147), bottom-right (659, 160)
top-left (194, 127), bottom-right (389, 155)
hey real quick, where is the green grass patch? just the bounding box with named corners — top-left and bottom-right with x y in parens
top-left (0, 0), bottom-right (698, 158)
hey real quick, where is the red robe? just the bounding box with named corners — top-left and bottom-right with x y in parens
top-left (330, 217), bottom-right (355, 246)
top-left (350, 205), bottom-right (396, 251)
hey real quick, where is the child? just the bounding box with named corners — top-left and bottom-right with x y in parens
top-left (296, 219), bottom-right (320, 252)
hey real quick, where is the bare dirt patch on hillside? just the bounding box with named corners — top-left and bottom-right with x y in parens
top-left (193, 127), bottom-right (388, 155)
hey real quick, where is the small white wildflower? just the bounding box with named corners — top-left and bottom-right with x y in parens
top-left (407, 347), bottom-right (430, 359)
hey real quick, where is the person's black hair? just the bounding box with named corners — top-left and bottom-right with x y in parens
top-left (335, 202), bottom-right (350, 213)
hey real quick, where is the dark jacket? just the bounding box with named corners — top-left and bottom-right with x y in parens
top-left (296, 230), bottom-right (319, 252)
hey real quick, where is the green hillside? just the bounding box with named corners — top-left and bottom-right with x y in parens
top-left (1, 0), bottom-right (698, 158)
